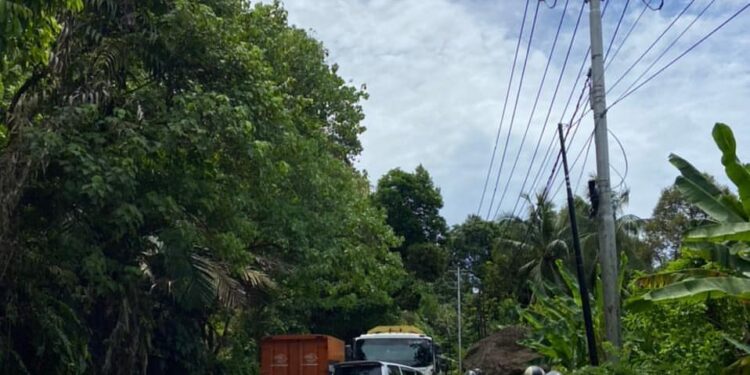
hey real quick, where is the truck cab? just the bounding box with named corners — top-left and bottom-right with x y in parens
top-left (349, 326), bottom-right (442, 375)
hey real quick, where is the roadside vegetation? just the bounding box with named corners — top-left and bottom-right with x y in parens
top-left (1, 1), bottom-right (748, 374)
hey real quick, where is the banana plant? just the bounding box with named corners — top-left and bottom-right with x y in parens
top-left (723, 335), bottom-right (750, 375)
top-left (628, 123), bottom-right (750, 309)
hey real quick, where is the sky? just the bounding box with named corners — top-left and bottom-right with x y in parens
top-left (267, 0), bottom-right (750, 225)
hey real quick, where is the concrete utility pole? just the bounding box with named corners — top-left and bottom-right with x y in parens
top-left (587, 0), bottom-right (622, 350)
top-left (457, 266), bottom-right (462, 373)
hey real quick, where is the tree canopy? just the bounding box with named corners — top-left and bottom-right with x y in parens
top-left (0, 1), bottom-right (402, 372)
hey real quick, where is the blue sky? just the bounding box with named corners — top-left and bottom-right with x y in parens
top-left (271, 0), bottom-right (750, 225)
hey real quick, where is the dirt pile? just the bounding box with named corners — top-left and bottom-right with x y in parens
top-left (462, 326), bottom-right (541, 375)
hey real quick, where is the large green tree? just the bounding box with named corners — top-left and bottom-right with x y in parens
top-left (373, 165), bottom-right (448, 281)
top-left (0, 1), bottom-right (401, 373)
top-left (644, 184), bottom-right (712, 265)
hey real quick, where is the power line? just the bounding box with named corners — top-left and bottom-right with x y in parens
top-left (495, 0), bottom-right (572, 217)
top-left (523, 53), bottom-right (589, 216)
top-left (542, 76), bottom-right (589, 202)
top-left (507, 0), bottom-right (612, 219)
top-left (604, 0), bottom-right (651, 71)
top-left (604, 0), bottom-right (631, 62)
top-left (608, 128), bottom-right (629, 190)
top-left (547, 94), bottom-right (589, 201)
top-left (515, 0), bottom-right (615, 216)
top-left (616, 0), bottom-right (717, 103)
top-left (607, 0), bottom-right (696, 95)
top-left (642, 0), bottom-right (664, 11)
top-left (486, 0), bottom-right (542, 219)
top-left (552, 127), bottom-right (593, 200)
top-left (610, 2), bottom-right (750, 109)
top-left (574, 132), bottom-right (595, 195)
top-left (510, 0), bottom-right (585, 217)
top-left (477, 0), bottom-right (532, 216)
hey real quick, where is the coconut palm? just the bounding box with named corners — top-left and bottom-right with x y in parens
top-left (496, 194), bottom-right (570, 286)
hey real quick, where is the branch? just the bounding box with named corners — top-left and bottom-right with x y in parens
top-left (4, 67), bottom-right (48, 129)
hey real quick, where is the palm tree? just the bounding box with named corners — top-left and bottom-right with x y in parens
top-left (497, 194), bottom-right (570, 286)
top-left (497, 190), bottom-right (647, 292)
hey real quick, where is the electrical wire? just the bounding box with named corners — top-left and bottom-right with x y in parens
top-left (604, 0), bottom-right (631, 62)
top-left (616, 0), bottom-right (717, 104)
top-left (477, 0), bottom-right (532, 216)
top-left (549, 109), bottom-right (589, 200)
top-left (546, 92), bottom-right (589, 201)
top-left (523, 53), bottom-right (588, 216)
top-left (610, 2), bottom-right (750, 109)
top-left (573, 132), bottom-right (595, 195)
top-left (552, 129), bottom-right (593, 200)
top-left (607, 0), bottom-right (696, 95)
top-left (518, 0), bottom-right (613, 208)
top-left (642, 0), bottom-right (663, 11)
top-left (604, 0), bottom-right (650, 71)
top-left (608, 128), bottom-right (629, 190)
top-left (505, 0), bottom-right (609, 220)
top-left (551, 120), bottom-right (629, 199)
top-left (486, 0), bottom-right (542, 220)
top-left (543, 0), bottom-right (557, 9)
top-left (495, 0), bottom-right (572, 217)
top-left (510, 0), bottom-right (586, 217)
top-left (542, 77), bottom-right (589, 202)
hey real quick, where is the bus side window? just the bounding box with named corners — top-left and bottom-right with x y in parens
top-left (388, 366), bottom-right (402, 375)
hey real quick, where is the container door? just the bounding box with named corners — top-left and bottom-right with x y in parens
top-left (299, 338), bottom-right (324, 375)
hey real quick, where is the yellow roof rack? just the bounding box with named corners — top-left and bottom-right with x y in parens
top-left (367, 325), bottom-right (424, 334)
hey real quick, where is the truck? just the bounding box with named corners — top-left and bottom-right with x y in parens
top-left (348, 326), bottom-right (444, 375)
top-left (261, 335), bottom-right (345, 375)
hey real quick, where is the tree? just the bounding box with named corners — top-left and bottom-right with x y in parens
top-left (448, 214), bottom-right (501, 273)
top-left (447, 214), bottom-right (525, 336)
top-left (373, 165), bottom-right (448, 279)
top-left (498, 194), bottom-right (569, 286)
top-left (644, 183), bottom-right (712, 265)
top-left (0, 1), bottom-right (402, 372)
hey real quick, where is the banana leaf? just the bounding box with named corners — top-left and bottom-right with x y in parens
top-left (632, 268), bottom-right (726, 289)
top-left (685, 223), bottom-right (750, 242)
top-left (713, 123), bottom-right (750, 216)
top-left (674, 175), bottom-right (745, 223)
top-left (669, 153), bottom-right (724, 197)
top-left (628, 276), bottom-right (750, 311)
top-left (723, 336), bottom-right (750, 375)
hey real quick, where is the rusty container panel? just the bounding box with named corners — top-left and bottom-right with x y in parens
top-left (261, 335), bottom-right (345, 375)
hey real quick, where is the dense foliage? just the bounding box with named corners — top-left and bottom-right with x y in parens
top-left (525, 124), bottom-right (750, 374)
top-left (3, 1), bottom-right (749, 374)
top-left (1, 1), bottom-right (402, 373)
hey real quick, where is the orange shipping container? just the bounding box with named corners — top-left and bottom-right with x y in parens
top-left (261, 335), bottom-right (345, 375)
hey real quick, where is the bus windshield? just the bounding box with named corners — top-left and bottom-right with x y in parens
top-left (354, 338), bottom-right (433, 368)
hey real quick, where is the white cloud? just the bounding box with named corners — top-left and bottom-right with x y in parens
top-left (273, 0), bottom-right (750, 224)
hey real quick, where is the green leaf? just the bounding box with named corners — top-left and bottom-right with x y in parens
top-left (632, 268), bottom-right (726, 289)
top-left (725, 335), bottom-right (750, 354)
top-left (627, 276), bottom-right (750, 310)
top-left (724, 356), bottom-right (750, 375)
top-left (685, 222), bottom-right (750, 242)
top-left (674, 176), bottom-right (744, 223)
top-left (670, 153), bottom-right (723, 197)
top-left (712, 123), bottom-right (750, 216)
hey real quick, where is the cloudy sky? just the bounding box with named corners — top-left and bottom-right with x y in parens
top-left (270, 0), bottom-right (750, 225)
